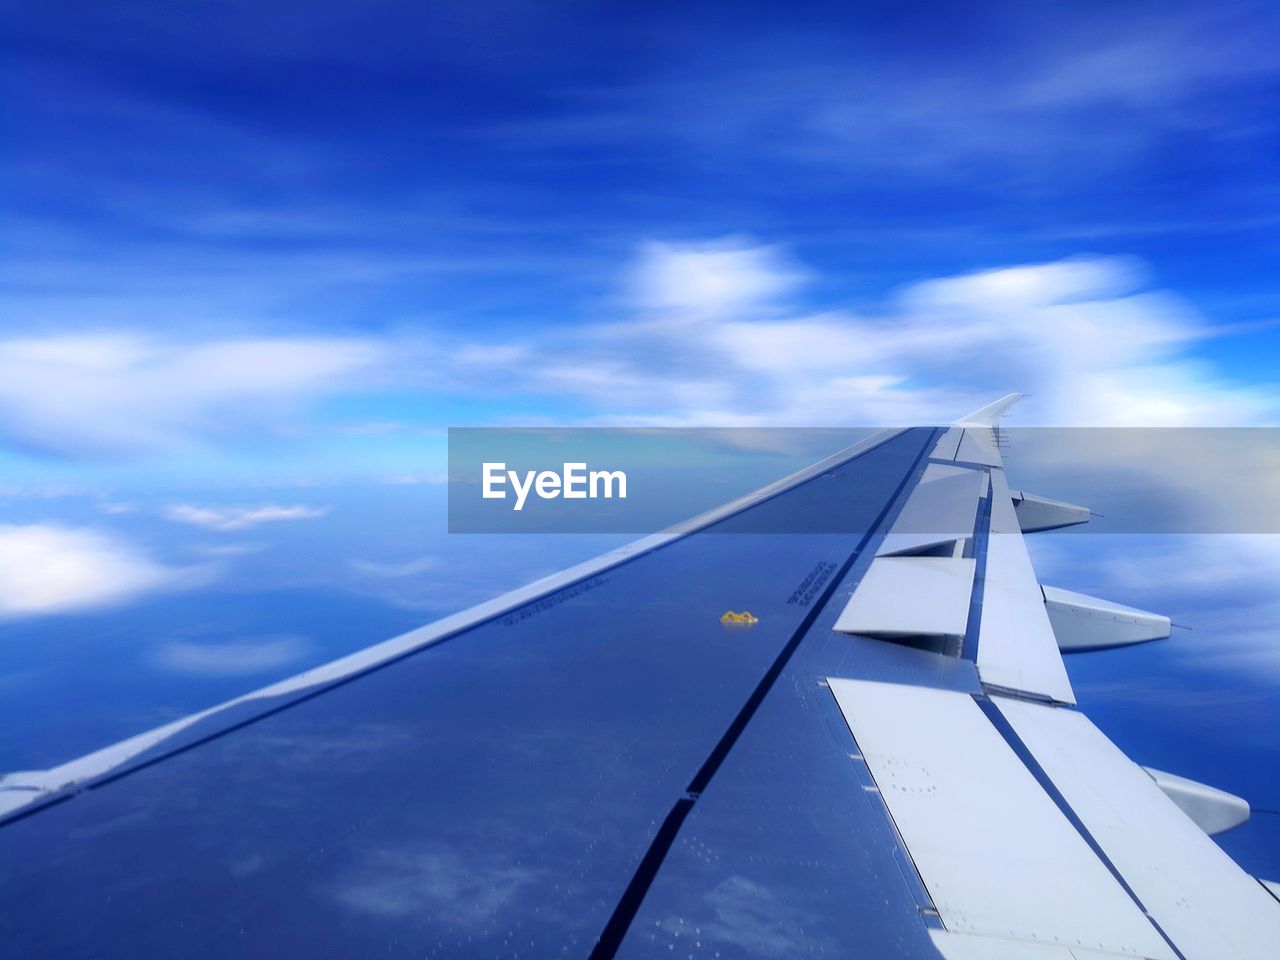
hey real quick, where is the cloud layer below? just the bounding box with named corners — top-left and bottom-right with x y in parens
top-left (0, 335), bottom-right (379, 457)
top-left (163, 503), bottom-right (331, 531)
top-left (150, 635), bottom-right (309, 676)
top-left (0, 523), bottom-right (202, 618)
top-left (1030, 533), bottom-right (1280, 685)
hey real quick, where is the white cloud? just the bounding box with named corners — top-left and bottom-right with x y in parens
top-left (97, 501), bottom-right (139, 515)
top-left (189, 542), bottom-right (265, 558)
top-left (151, 635), bottom-right (308, 676)
top-left (1029, 534), bottom-right (1280, 682)
top-left (0, 334), bottom-right (380, 457)
top-left (1032, 534), bottom-right (1280, 601)
top-left (448, 240), bottom-right (1276, 429)
top-left (350, 555), bottom-right (441, 578)
top-left (4, 244), bottom-right (1272, 470)
top-left (328, 845), bottom-right (540, 926)
top-left (163, 503), bottom-right (330, 531)
top-left (628, 239), bottom-right (807, 317)
top-left (0, 524), bottom-right (201, 618)
top-left (379, 473), bottom-right (449, 486)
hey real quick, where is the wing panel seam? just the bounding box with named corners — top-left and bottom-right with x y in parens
top-left (585, 427), bottom-right (941, 960)
top-left (973, 696), bottom-right (1188, 960)
top-left (960, 474), bottom-right (993, 662)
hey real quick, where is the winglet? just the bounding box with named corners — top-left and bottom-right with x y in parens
top-left (954, 393), bottom-right (1022, 428)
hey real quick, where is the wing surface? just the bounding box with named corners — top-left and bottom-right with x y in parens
top-left (3, 398), bottom-right (1278, 960)
top-left (1, 428), bottom-right (939, 957)
top-left (610, 395), bottom-right (1280, 960)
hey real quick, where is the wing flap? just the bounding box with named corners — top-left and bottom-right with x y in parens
top-left (996, 697), bottom-right (1280, 960)
top-left (928, 930), bottom-right (1143, 960)
top-left (832, 556), bottom-right (976, 642)
top-left (828, 677), bottom-right (1175, 959)
top-left (876, 462), bottom-right (985, 557)
top-left (975, 467), bottom-right (1076, 703)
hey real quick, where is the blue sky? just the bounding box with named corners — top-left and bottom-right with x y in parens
top-left (2, 0), bottom-right (1280, 872)
top-left (3, 0), bottom-right (1279, 483)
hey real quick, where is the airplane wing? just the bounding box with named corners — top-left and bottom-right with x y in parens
top-left (3, 396), bottom-right (1278, 959)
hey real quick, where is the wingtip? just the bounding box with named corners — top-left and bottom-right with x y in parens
top-left (953, 393), bottom-right (1023, 427)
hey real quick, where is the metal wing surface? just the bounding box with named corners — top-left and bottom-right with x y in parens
top-left (2, 398), bottom-right (1277, 960)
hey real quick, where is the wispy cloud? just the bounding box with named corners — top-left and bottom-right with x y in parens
top-left (438, 240), bottom-right (1276, 428)
top-left (327, 845), bottom-right (541, 926)
top-left (0, 523), bottom-right (204, 618)
top-left (479, 7), bottom-right (1280, 182)
top-left (627, 239), bottom-right (807, 317)
top-left (1030, 534), bottom-right (1280, 682)
top-left (1, 242), bottom-right (1273, 471)
top-left (97, 501), bottom-right (139, 515)
top-left (1032, 535), bottom-right (1280, 602)
top-left (0, 334), bottom-right (380, 457)
top-left (163, 503), bottom-right (330, 531)
top-left (150, 635), bottom-right (309, 676)
top-left (187, 542), bottom-right (265, 558)
top-left (378, 473), bottom-right (449, 486)
top-left (350, 556), bottom-right (441, 578)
